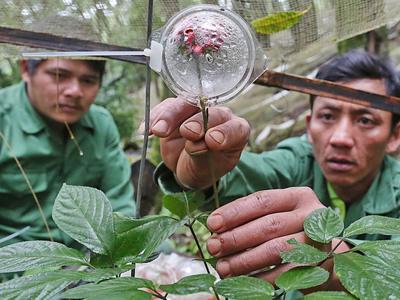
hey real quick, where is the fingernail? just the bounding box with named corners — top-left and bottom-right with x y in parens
top-left (152, 120), bottom-right (169, 134)
top-left (209, 130), bottom-right (225, 144)
top-left (137, 122), bottom-right (145, 135)
top-left (207, 237), bottom-right (222, 256)
top-left (184, 121), bottom-right (202, 135)
top-left (217, 260), bottom-right (231, 277)
top-left (207, 214), bottom-right (223, 231)
top-left (189, 149), bottom-right (208, 156)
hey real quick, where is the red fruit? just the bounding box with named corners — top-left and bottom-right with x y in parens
top-left (192, 44), bottom-right (203, 55)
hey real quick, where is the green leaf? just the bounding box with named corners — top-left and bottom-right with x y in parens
top-left (160, 274), bottom-right (215, 295)
top-left (351, 240), bottom-right (400, 266)
top-left (280, 238), bottom-right (329, 264)
top-left (202, 257), bottom-right (218, 269)
top-left (215, 276), bottom-right (274, 300)
top-left (304, 291), bottom-right (356, 299)
top-left (0, 240), bottom-right (88, 273)
top-left (52, 184), bottom-right (115, 255)
top-left (113, 213), bottom-right (181, 263)
top-left (90, 252), bottom-right (115, 268)
top-left (304, 208), bottom-right (344, 243)
top-left (335, 252), bottom-right (400, 300)
top-left (61, 277), bottom-right (154, 300)
top-left (0, 271), bottom-right (78, 300)
top-left (276, 266), bottom-right (329, 291)
top-left (251, 8), bottom-right (309, 35)
top-left (79, 266), bottom-right (134, 283)
top-left (343, 215), bottom-right (400, 238)
top-left (194, 212), bottom-right (210, 228)
top-left (163, 191), bottom-right (205, 219)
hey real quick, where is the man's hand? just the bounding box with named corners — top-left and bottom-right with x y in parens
top-left (144, 97), bottom-right (250, 189)
top-left (206, 187), bottom-right (348, 289)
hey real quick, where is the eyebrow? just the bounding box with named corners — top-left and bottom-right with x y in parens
top-left (318, 103), bottom-right (377, 115)
top-left (45, 67), bottom-right (100, 79)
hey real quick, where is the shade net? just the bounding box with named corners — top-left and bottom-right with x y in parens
top-left (1, 0), bottom-right (400, 68)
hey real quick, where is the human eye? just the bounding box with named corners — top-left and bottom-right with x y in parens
top-left (317, 111), bottom-right (334, 122)
top-left (80, 76), bottom-right (99, 86)
top-left (47, 70), bottom-right (68, 81)
top-left (358, 116), bottom-right (375, 127)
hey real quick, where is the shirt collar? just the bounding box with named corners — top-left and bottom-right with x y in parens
top-left (313, 155), bottom-right (399, 215)
top-left (17, 81), bottom-right (95, 133)
top-left (361, 156), bottom-right (399, 215)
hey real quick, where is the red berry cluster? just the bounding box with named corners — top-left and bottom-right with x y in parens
top-left (178, 27), bottom-right (223, 56)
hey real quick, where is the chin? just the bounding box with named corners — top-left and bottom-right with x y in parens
top-left (54, 114), bottom-right (81, 124)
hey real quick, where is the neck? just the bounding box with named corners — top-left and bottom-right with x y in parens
top-left (330, 174), bottom-right (378, 204)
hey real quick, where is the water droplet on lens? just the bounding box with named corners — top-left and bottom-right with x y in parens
top-left (206, 53), bottom-right (214, 63)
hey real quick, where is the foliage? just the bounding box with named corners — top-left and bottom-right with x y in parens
top-left (251, 8), bottom-right (310, 35)
top-left (0, 186), bottom-right (400, 299)
top-left (96, 61), bottom-right (147, 143)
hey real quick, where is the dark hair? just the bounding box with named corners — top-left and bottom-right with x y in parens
top-left (310, 50), bottom-right (400, 129)
top-left (26, 59), bottom-right (106, 80)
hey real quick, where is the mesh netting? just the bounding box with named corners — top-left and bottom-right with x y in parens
top-left (1, 0), bottom-right (399, 68)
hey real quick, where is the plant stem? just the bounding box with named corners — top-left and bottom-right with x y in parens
top-left (199, 97), bottom-right (220, 209)
top-left (186, 222), bottom-right (221, 300)
top-left (327, 238), bottom-right (345, 258)
top-left (149, 289), bottom-right (168, 300)
top-left (195, 53), bottom-right (220, 209)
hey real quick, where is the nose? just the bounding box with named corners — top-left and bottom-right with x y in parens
top-left (63, 78), bottom-right (84, 98)
top-left (329, 118), bottom-right (354, 148)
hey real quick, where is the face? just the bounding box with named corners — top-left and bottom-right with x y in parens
top-left (307, 78), bottom-right (400, 191)
top-left (21, 59), bottom-right (101, 124)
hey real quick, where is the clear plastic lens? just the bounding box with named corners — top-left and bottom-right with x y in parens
top-left (155, 5), bottom-right (267, 106)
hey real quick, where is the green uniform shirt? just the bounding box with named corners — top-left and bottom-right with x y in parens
top-left (0, 82), bottom-right (135, 246)
top-left (156, 135), bottom-right (400, 241)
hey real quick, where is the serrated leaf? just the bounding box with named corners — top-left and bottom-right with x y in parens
top-left (335, 252), bottom-right (400, 300)
top-left (0, 240), bottom-right (88, 273)
top-left (160, 274), bottom-right (215, 295)
top-left (0, 271), bottom-right (79, 300)
top-left (276, 266), bottom-right (329, 291)
top-left (304, 208), bottom-right (344, 243)
top-left (251, 8), bottom-right (309, 35)
top-left (52, 184), bottom-right (115, 255)
top-left (304, 291), bottom-right (356, 299)
top-left (163, 191), bottom-right (205, 219)
top-left (351, 240), bottom-right (400, 266)
top-left (215, 276), bottom-right (274, 300)
top-left (113, 213), bottom-right (181, 263)
top-left (280, 239), bottom-right (329, 264)
top-left (343, 215), bottom-right (400, 238)
top-left (61, 277), bottom-right (154, 300)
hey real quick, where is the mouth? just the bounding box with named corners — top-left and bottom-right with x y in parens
top-left (325, 157), bottom-right (356, 172)
top-left (57, 103), bottom-right (80, 113)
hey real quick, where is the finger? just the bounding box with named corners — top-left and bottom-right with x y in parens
top-left (215, 232), bottom-right (307, 277)
top-left (147, 97), bottom-right (200, 137)
top-left (179, 106), bottom-right (234, 141)
top-left (205, 117), bottom-right (250, 152)
top-left (255, 263), bottom-right (296, 286)
top-left (207, 210), bottom-right (306, 257)
top-left (207, 187), bottom-right (316, 233)
top-left (159, 128), bottom-right (186, 173)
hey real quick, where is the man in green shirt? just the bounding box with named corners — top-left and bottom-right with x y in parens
top-left (0, 59), bottom-right (134, 246)
top-left (147, 50), bottom-right (400, 289)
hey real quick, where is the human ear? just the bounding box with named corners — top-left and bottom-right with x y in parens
top-left (386, 122), bottom-right (400, 154)
top-left (306, 114), bottom-right (313, 144)
top-left (20, 60), bottom-right (31, 82)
